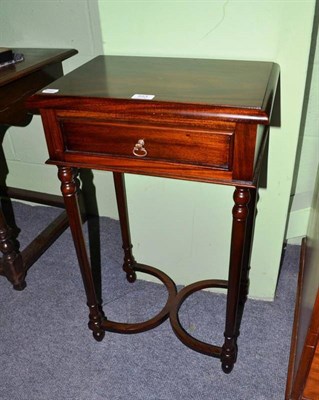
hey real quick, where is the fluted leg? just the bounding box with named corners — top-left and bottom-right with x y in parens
top-left (239, 188), bottom-right (257, 306)
top-left (221, 187), bottom-right (250, 373)
top-left (113, 172), bottom-right (137, 283)
top-left (58, 166), bottom-right (104, 341)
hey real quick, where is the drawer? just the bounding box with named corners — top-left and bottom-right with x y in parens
top-left (60, 120), bottom-right (234, 170)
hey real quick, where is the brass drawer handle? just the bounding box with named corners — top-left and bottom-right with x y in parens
top-left (133, 139), bottom-right (147, 157)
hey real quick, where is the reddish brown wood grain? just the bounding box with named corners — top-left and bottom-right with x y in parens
top-left (27, 56), bottom-right (279, 187)
top-left (303, 340), bottom-right (319, 399)
top-left (26, 55), bottom-right (280, 374)
top-left (61, 120), bottom-right (233, 168)
top-left (286, 167), bottom-right (319, 399)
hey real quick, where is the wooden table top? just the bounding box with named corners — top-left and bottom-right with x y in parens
top-left (0, 48), bottom-right (78, 87)
top-left (0, 48), bottom-right (77, 127)
top-left (28, 56), bottom-right (280, 125)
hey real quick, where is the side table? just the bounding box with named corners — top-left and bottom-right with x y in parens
top-left (0, 48), bottom-right (77, 289)
top-left (27, 55), bottom-right (280, 373)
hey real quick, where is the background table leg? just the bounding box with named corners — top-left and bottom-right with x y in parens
top-left (0, 207), bottom-right (26, 290)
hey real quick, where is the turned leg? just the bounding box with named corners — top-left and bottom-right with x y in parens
top-left (0, 128), bottom-right (26, 290)
top-left (113, 172), bottom-right (137, 283)
top-left (0, 208), bottom-right (26, 290)
top-left (239, 188), bottom-right (257, 305)
top-left (58, 166), bottom-right (104, 341)
top-left (221, 187), bottom-right (250, 373)
top-left (234, 188), bottom-right (257, 340)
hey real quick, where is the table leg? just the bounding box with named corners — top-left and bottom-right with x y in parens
top-left (0, 207), bottom-right (26, 290)
top-left (58, 166), bottom-right (104, 341)
top-left (239, 188), bottom-right (257, 306)
top-left (113, 172), bottom-right (137, 283)
top-left (221, 186), bottom-right (251, 373)
top-left (0, 126), bottom-right (25, 290)
top-left (234, 188), bottom-right (258, 341)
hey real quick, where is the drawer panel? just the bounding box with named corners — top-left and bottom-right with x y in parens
top-left (60, 120), bottom-right (234, 170)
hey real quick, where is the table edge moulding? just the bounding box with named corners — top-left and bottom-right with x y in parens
top-left (0, 48), bottom-right (77, 290)
top-left (26, 55), bottom-right (280, 374)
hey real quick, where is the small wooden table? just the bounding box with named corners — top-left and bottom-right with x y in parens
top-left (0, 48), bottom-right (77, 289)
top-left (27, 56), bottom-right (280, 373)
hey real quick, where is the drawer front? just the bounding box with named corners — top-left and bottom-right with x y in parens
top-left (60, 120), bottom-right (234, 170)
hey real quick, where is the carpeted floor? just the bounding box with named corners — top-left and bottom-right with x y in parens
top-left (0, 202), bottom-right (300, 400)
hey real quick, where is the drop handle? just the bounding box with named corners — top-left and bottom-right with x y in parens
top-left (133, 139), bottom-right (147, 157)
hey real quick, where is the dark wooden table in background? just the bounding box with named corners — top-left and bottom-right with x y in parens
top-left (0, 48), bottom-right (77, 289)
top-left (27, 55), bottom-right (280, 373)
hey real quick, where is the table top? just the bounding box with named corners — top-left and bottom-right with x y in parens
top-left (28, 55), bottom-right (279, 125)
top-left (26, 55), bottom-right (281, 186)
top-left (0, 48), bottom-right (78, 87)
top-left (0, 48), bottom-right (77, 127)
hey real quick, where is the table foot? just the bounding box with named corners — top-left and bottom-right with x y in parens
top-left (93, 330), bottom-right (105, 342)
top-left (13, 280), bottom-right (27, 291)
top-left (0, 222), bottom-right (26, 290)
top-left (221, 361), bottom-right (234, 374)
top-left (88, 303), bottom-right (106, 341)
top-left (126, 271), bottom-right (137, 283)
top-left (221, 339), bottom-right (237, 373)
top-left (123, 252), bottom-right (137, 283)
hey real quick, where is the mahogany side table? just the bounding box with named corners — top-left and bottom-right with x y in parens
top-left (0, 48), bottom-right (77, 289)
top-left (27, 56), bottom-right (280, 373)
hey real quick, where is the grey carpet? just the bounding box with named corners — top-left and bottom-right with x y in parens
top-left (0, 202), bottom-right (300, 400)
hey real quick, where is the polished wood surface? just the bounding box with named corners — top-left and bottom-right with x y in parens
top-left (28, 56), bottom-right (279, 124)
top-left (286, 167), bottom-right (319, 399)
top-left (304, 341), bottom-right (319, 399)
top-left (28, 56), bottom-right (279, 186)
top-left (0, 48), bottom-right (77, 127)
top-left (0, 48), bottom-right (77, 289)
top-left (0, 48), bottom-right (77, 86)
top-left (28, 55), bottom-right (280, 373)
top-left (62, 119), bottom-right (234, 169)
